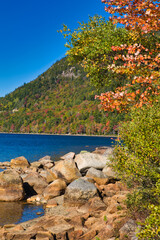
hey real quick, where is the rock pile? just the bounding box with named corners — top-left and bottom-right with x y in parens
top-left (0, 147), bottom-right (139, 240)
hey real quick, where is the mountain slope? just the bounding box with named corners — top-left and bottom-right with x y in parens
top-left (0, 57), bottom-right (123, 135)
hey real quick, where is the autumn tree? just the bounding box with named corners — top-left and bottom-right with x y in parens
top-left (61, 13), bottom-right (159, 112)
top-left (96, 0), bottom-right (160, 112)
top-left (100, 1), bottom-right (160, 238)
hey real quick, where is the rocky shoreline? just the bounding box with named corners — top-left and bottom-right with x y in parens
top-left (0, 147), bottom-right (139, 240)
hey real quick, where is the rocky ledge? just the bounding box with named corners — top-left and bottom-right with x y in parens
top-left (0, 147), bottom-right (139, 240)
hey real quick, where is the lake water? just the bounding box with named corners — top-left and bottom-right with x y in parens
top-left (0, 133), bottom-right (116, 225)
top-left (0, 133), bottom-right (116, 162)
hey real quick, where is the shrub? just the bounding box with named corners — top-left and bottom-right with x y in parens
top-left (138, 205), bottom-right (160, 239)
top-left (111, 101), bottom-right (160, 236)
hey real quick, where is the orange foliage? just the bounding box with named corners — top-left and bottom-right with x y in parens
top-left (103, 0), bottom-right (160, 34)
top-left (96, 0), bottom-right (160, 112)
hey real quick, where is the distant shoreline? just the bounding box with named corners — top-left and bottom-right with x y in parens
top-left (0, 132), bottom-right (117, 138)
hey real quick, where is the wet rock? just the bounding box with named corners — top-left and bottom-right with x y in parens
top-left (64, 178), bottom-right (97, 204)
top-left (10, 156), bottom-right (30, 170)
top-left (53, 159), bottom-right (81, 184)
top-left (75, 152), bottom-right (110, 173)
top-left (43, 179), bottom-right (67, 200)
top-left (0, 169), bottom-right (24, 201)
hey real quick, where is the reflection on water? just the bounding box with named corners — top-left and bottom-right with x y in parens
top-left (0, 202), bottom-right (23, 225)
top-left (17, 203), bottom-right (44, 224)
top-left (0, 202), bottom-right (44, 226)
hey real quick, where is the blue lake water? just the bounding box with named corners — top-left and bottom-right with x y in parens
top-left (0, 133), bottom-right (116, 162)
top-left (0, 133), bottom-right (116, 225)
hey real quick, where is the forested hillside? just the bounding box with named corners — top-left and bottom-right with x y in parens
top-left (0, 57), bottom-right (123, 135)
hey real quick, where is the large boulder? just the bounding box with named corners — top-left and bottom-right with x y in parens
top-left (86, 167), bottom-right (109, 185)
top-left (0, 169), bottom-right (24, 201)
top-left (53, 159), bottom-right (81, 184)
top-left (10, 156), bottom-right (30, 170)
top-left (64, 178), bottom-right (98, 204)
top-left (23, 172), bottom-right (48, 195)
top-left (75, 152), bottom-right (110, 173)
top-left (43, 179), bottom-right (67, 200)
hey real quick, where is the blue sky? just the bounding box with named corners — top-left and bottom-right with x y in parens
top-left (0, 0), bottom-right (109, 97)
